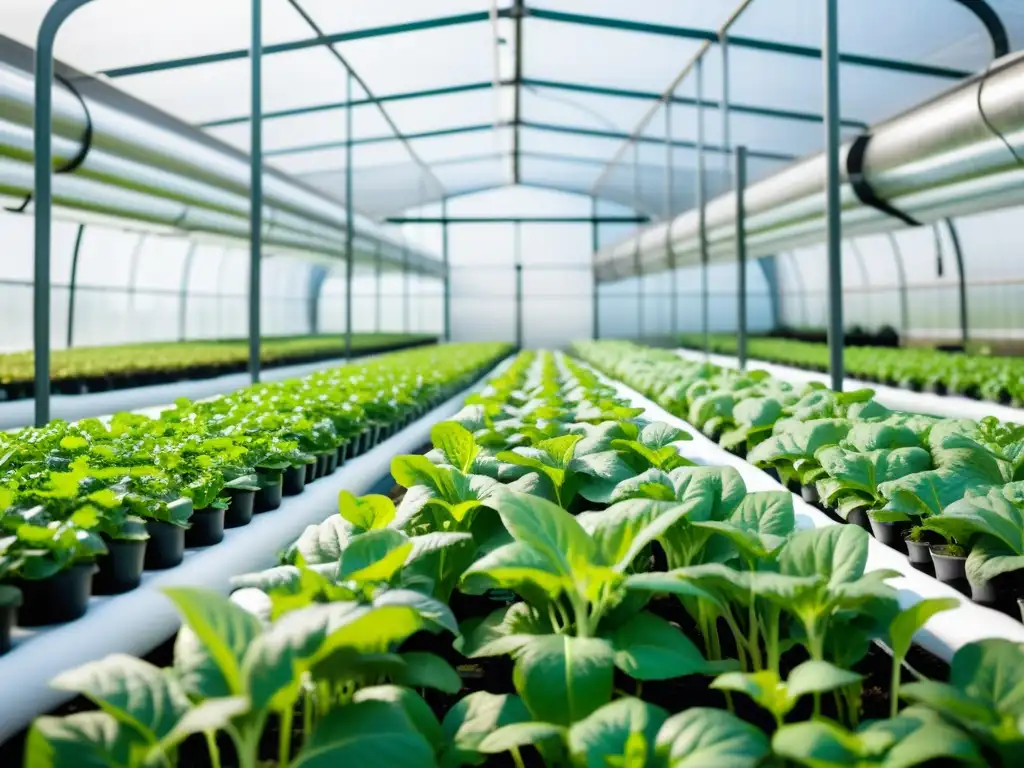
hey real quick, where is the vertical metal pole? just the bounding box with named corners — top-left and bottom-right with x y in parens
top-left (65, 224), bottom-right (84, 349)
top-left (886, 233), bottom-right (909, 342)
top-left (344, 69), bottom-right (354, 360)
top-left (441, 197), bottom-right (451, 341)
top-left (720, 32), bottom-right (731, 184)
top-left (591, 195), bottom-right (600, 340)
top-left (824, 0), bottom-right (844, 390)
top-left (633, 143), bottom-right (644, 339)
top-left (945, 218), bottom-right (969, 349)
top-left (178, 241), bottom-right (198, 342)
top-left (514, 221), bottom-right (523, 348)
top-left (665, 96), bottom-right (676, 336)
top-left (403, 243), bottom-right (410, 333)
top-left (34, 0), bottom-right (96, 425)
top-left (248, 0), bottom-right (263, 383)
top-left (374, 241), bottom-right (383, 333)
top-left (736, 146), bottom-right (748, 370)
top-left (696, 57), bottom-right (709, 357)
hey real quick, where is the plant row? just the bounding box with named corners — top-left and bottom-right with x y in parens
top-left (577, 340), bottom-right (1024, 621)
top-left (678, 333), bottom-right (1024, 405)
top-left (0, 342), bottom-right (509, 651)
top-left (25, 348), bottom-right (1024, 767)
top-left (0, 332), bottom-right (436, 401)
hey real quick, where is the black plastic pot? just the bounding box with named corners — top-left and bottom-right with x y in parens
top-left (223, 488), bottom-right (255, 528)
top-left (283, 464), bottom-right (307, 496)
top-left (845, 506), bottom-right (872, 533)
top-left (763, 467), bottom-right (781, 484)
top-left (93, 537), bottom-right (146, 595)
top-left (969, 570), bottom-right (1024, 615)
top-left (256, 474), bottom-right (283, 512)
top-left (305, 460), bottom-right (319, 485)
top-left (185, 507), bottom-right (225, 548)
top-left (1018, 598), bottom-right (1024, 624)
top-left (0, 586), bottom-right (22, 654)
top-left (325, 450), bottom-right (339, 475)
top-left (931, 546), bottom-right (969, 594)
top-left (10, 562), bottom-right (95, 626)
top-left (144, 520), bottom-right (186, 570)
top-left (869, 518), bottom-right (910, 553)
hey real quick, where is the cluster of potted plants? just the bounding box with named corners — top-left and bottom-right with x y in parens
top-left (678, 333), bottom-right (1024, 404)
top-left (0, 342), bottom-right (508, 655)
top-left (24, 349), bottom-right (1024, 767)
top-left (575, 341), bottom-right (1024, 623)
top-left (0, 332), bottom-right (436, 400)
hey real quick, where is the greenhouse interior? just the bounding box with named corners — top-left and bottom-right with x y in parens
top-left (4, 1), bottom-right (1024, 766)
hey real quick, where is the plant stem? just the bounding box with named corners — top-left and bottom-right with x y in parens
top-left (747, 601), bottom-right (763, 671)
top-left (890, 652), bottom-right (902, 719)
top-left (511, 746), bottom-right (528, 768)
top-left (765, 606), bottom-right (781, 676)
top-left (204, 732), bottom-right (222, 768)
top-left (278, 706), bottom-right (294, 768)
top-left (721, 607), bottom-right (748, 671)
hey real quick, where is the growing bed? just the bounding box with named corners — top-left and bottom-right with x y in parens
top-left (14, 347), bottom-right (1024, 768)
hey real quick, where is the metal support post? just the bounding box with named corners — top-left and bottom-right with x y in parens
top-left (720, 31), bottom-right (732, 182)
top-left (403, 244), bottom-right (410, 333)
top-left (824, 0), bottom-right (845, 390)
top-left (344, 69), bottom-right (354, 360)
top-left (665, 97), bottom-right (676, 336)
top-left (248, 0), bottom-right (263, 383)
top-left (736, 146), bottom-right (748, 370)
top-left (441, 197), bottom-right (451, 341)
top-left (945, 218), bottom-right (970, 349)
top-left (696, 57), bottom-right (709, 357)
top-left (633, 143), bottom-right (644, 338)
top-left (886, 233), bottom-right (909, 341)
top-left (65, 224), bottom-right (84, 349)
top-left (590, 195), bottom-right (600, 339)
top-left (178, 242), bottom-right (198, 342)
top-left (514, 221), bottom-right (523, 348)
top-left (33, 0), bottom-right (96, 425)
top-left (374, 241), bottom-right (383, 333)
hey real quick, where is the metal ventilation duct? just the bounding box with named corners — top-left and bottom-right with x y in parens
top-left (0, 39), bottom-right (441, 276)
top-left (596, 50), bottom-right (1024, 282)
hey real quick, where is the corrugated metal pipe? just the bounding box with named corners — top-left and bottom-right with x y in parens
top-left (596, 50), bottom-right (1024, 281)
top-left (0, 41), bottom-right (441, 275)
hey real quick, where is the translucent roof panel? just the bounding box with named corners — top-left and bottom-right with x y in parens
top-left (1, 0), bottom-right (1020, 228)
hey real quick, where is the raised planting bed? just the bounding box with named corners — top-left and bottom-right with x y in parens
top-left (580, 340), bottom-right (1024, 631)
top-left (680, 332), bottom-right (1024, 410)
top-left (0, 346), bottom-right (510, 743)
top-left (19, 349), bottom-right (1024, 768)
top-left (0, 334), bottom-right (438, 431)
top-left (677, 347), bottom-right (1024, 423)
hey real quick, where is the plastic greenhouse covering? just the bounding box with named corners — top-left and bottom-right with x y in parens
top-left (0, 0), bottom-right (1023, 350)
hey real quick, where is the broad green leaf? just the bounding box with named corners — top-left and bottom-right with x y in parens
top-left (337, 491), bottom-right (395, 531)
top-left (655, 708), bottom-right (769, 767)
top-left (337, 529), bottom-right (413, 583)
top-left (373, 588), bottom-right (459, 636)
top-left (778, 525), bottom-right (869, 588)
top-left (493, 491), bottom-right (596, 577)
top-left (608, 468), bottom-right (676, 504)
top-left (610, 611), bottom-right (718, 681)
top-left (965, 540), bottom-right (1024, 586)
top-left (568, 697), bottom-right (667, 768)
top-left (939, 489), bottom-right (1024, 553)
top-left (843, 422), bottom-right (921, 452)
top-left (622, 572), bottom-right (721, 607)
top-left (478, 722), bottom-right (567, 754)
top-left (153, 696), bottom-right (249, 753)
top-left (25, 712), bottom-right (144, 768)
top-left (513, 635), bottom-right (615, 726)
top-left (242, 602), bottom-right (423, 711)
top-left (748, 419), bottom-right (852, 466)
top-left (711, 670), bottom-right (791, 720)
top-left (439, 691), bottom-right (531, 768)
top-left (668, 466), bottom-right (747, 518)
top-left (354, 685), bottom-right (443, 752)
top-left (460, 541), bottom-right (566, 598)
top-left (949, 638), bottom-right (1024, 716)
top-left (165, 587), bottom-right (263, 698)
top-left (816, 446), bottom-right (932, 497)
top-left (786, 660), bottom-right (863, 700)
top-left (431, 421), bottom-right (481, 473)
top-left (51, 654), bottom-right (190, 744)
top-left (577, 498), bottom-right (701, 571)
top-left (456, 603), bottom-right (549, 658)
top-left (771, 721), bottom-right (860, 766)
top-left (888, 598), bottom-right (960, 661)
top-left (573, 451), bottom-right (641, 503)
top-left (289, 516), bottom-right (353, 565)
top-left (292, 699), bottom-right (435, 767)
top-left (392, 652), bottom-right (463, 694)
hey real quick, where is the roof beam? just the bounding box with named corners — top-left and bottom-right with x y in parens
top-left (268, 119), bottom-right (797, 162)
top-left (512, 0), bottom-right (525, 184)
top-left (99, 10), bottom-right (507, 78)
top-left (384, 215), bottom-right (649, 224)
top-left (525, 7), bottom-right (972, 80)
top-left (522, 78), bottom-right (869, 129)
top-left (200, 81), bottom-right (498, 128)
